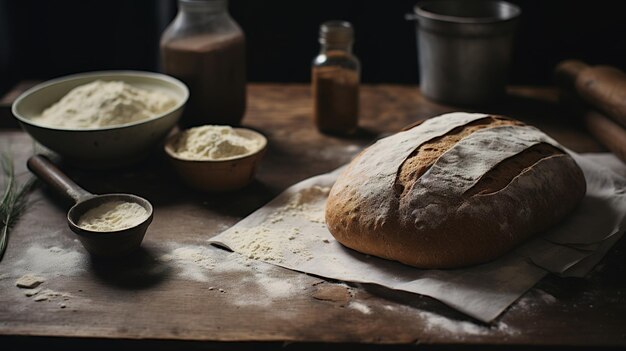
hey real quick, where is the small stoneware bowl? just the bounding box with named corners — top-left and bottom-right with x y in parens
top-left (12, 71), bottom-right (188, 169)
top-left (164, 128), bottom-right (267, 192)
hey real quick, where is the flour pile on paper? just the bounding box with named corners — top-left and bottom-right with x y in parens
top-left (224, 185), bottom-right (330, 264)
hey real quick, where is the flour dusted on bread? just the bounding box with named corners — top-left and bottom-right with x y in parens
top-left (325, 113), bottom-right (586, 268)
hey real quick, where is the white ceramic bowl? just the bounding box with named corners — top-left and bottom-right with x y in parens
top-left (12, 71), bottom-right (189, 168)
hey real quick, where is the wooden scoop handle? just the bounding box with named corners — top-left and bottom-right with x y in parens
top-left (27, 155), bottom-right (93, 204)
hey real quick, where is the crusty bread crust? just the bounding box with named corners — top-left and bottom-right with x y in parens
top-left (325, 114), bottom-right (586, 269)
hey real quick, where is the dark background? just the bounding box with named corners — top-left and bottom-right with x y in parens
top-left (1, 0), bottom-right (625, 95)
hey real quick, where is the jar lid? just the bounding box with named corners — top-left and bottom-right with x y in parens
top-left (319, 21), bottom-right (354, 45)
top-left (179, 0), bottom-right (228, 10)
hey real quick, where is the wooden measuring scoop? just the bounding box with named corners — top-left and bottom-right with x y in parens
top-left (27, 155), bottom-right (153, 257)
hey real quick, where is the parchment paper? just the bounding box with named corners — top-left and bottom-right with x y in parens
top-left (210, 152), bottom-right (626, 323)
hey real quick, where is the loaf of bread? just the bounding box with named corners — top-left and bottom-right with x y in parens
top-left (325, 112), bottom-right (586, 269)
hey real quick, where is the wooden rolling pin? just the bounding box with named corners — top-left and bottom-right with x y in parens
top-left (555, 60), bottom-right (626, 127)
top-left (583, 109), bottom-right (626, 163)
top-left (555, 60), bottom-right (626, 163)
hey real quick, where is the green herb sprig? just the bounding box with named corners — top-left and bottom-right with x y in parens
top-left (0, 153), bottom-right (35, 262)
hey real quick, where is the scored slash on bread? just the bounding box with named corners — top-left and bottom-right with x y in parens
top-left (325, 112), bottom-right (586, 269)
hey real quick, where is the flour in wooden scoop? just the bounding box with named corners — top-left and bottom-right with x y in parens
top-left (77, 201), bottom-right (148, 232)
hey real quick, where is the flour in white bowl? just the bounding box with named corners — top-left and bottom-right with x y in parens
top-left (77, 201), bottom-right (148, 232)
top-left (172, 125), bottom-right (262, 160)
top-left (34, 80), bottom-right (176, 128)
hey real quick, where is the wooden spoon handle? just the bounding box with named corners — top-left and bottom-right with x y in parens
top-left (27, 155), bottom-right (93, 203)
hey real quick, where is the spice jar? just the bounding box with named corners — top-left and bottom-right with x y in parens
top-left (160, 0), bottom-right (246, 127)
top-left (312, 21), bottom-right (360, 134)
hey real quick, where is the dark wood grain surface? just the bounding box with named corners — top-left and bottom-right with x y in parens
top-left (1, 84), bottom-right (624, 350)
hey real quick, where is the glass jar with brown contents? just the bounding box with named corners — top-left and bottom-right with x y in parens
top-left (312, 21), bottom-right (360, 134)
top-left (160, 0), bottom-right (246, 127)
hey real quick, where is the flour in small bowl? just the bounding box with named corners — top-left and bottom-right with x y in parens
top-left (77, 201), bottom-right (148, 232)
top-left (172, 125), bottom-right (262, 160)
top-left (34, 80), bottom-right (176, 128)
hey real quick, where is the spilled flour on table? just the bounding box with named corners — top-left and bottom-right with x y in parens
top-left (417, 311), bottom-right (490, 336)
top-left (15, 274), bottom-right (45, 288)
top-left (224, 186), bottom-right (330, 264)
top-left (6, 245), bottom-right (87, 310)
top-left (213, 253), bottom-right (315, 307)
top-left (510, 289), bottom-right (558, 312)
top-left (12, 245), bottom-right (85, 277)
top-left (31, 288), bottom-right (72, 303)
top-left (159, 245), bottom-right (217, 282)
top-left (348, 301), bottom-right (372, 314)
top-left (27, 287), bottom-right (76, 309)
top-left (415, 310), bottom-right (519, 337)
top-left (11, 277), bottom-right (75, 308)
top-left (349, 299), bottom-right (518, 337)
top-left (24, 288), bottom-right (41, 297)
top-left (159, 244), bottom-right (317, 307)
top-left (380, 304), bottom-right (518, 337)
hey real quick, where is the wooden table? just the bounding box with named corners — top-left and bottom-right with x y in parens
top-left (1, 84), bottom-right (625, 350)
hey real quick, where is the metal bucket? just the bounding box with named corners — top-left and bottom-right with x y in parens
top-left (410, 1), bottom-right (521, 106)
